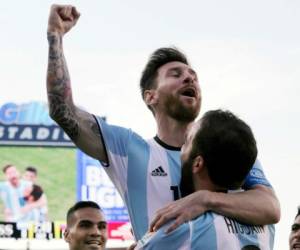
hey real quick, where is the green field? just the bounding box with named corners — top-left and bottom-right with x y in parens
top-left (0, 146), bottom-right (76, 221)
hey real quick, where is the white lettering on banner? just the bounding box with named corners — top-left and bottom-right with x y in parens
top-left (89, 186), bottom-right (97, 202)
top-left (84, 165), bottom-right (124, 208)
top-left (20, 127), bottom-right (32, 139)
top-left (0, 125), bottom-right (71, 143)
top-left (37, 128), bottom-right (50, 140)
top-left (86, 166), bottom-right (101, 186)
top-left (86, 165), bottom-right (114, 187)
top-left (0, 126), bottom-right (4, 138)
top-left (8, 127), bottom-right (18, 138)
top-left (0, 224), bottom-right (13, 237)
top-left (96, 187), bottom-right (123, 208)
top-left (52, 127), bottom-right (60, 140)
top-left (4, 105), bottom-right (18, 122)
top-left (81, 185), bottom-right (88, 200)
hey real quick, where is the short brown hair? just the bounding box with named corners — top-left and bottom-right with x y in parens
top-left (2, 164), bottom-right (14, 173)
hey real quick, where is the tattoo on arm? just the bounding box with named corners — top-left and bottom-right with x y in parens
top-left (48, 93), bottom-right (79, 141)
top-left (47, 33), bottom-right (79, 142)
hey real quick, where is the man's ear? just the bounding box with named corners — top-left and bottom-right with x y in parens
top-left (192, 155), bottom-right (204, 174)
top-left (144, 89), bottom-right (158, 106)
top-left (64, 228), bottom-right (70, 243)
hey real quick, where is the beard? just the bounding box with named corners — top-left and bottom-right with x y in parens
top-left (180, 157), bottom-right (195, 198)
top-left (163, 94), bottom-right (200, 123)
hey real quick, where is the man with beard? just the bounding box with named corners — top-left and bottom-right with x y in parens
top-left (46, 4), bottom-right (280, 240)
top-left (135, 110), bottom-right (275, 250)
top-left (0, 164), bottom-right (32, 221)
top-left (64, 201), bottom-right (107, 250)
top-left (289, 207), bottom-right (300, 250)
top-left (0, 164), bottom-right (48, 222)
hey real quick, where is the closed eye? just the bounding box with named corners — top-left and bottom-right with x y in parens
top-left (168, 68), bottom-right (182, 78)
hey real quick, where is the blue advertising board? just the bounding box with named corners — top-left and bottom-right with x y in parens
top-left (76, 150), bottom-right (129, 222)
top-left (0, 102), bottom-right (53, 125)
top-left (0, 102), bottom-right (74, 147)
top-left (0, 102), bottom-right (130, 232)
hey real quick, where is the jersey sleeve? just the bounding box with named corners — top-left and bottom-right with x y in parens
top-left (94, 115), bottom-right (134, 197)
top-left (0, 182), bottom-right (4, 191)
top-left (0, 182), bottom-right (7, 203)
top-left (242, 159), bottom-right (272, 189)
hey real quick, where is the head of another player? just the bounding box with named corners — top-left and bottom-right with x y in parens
top-left (289, 206), bottom-right (300, 250)
top-left (180, 109), bottom-right (257, 197)
top-left (64, 201), bottom-right (107, 250)
top-left (2, 164), bottom-right (21, 187)
top-left (23, 166), bottom-right (38, 183)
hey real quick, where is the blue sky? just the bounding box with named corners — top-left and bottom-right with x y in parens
top-left (1, 0), bottom-right (299, 248)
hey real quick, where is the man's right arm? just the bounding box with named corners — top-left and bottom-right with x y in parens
top-left (46, 4), bottom-right (107, 162)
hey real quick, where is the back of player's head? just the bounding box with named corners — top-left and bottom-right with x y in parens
top-left (25, 166), bottom-right (37, 175)
top-left (140, 47), bottom-right (188, 104)
top-left (191, 109), bottom-right (257, 189)
top-left (29, 184), bottom-right (43, 201)
top-left (66, 201), bottom-right (102, 225)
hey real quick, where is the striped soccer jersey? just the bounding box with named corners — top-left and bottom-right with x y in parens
top-left (136, 212), bottom-right (275, 250)
top-left (0, 180), bottom-right (32, 221)
top-left (95, 116), bottom-right (272, 240)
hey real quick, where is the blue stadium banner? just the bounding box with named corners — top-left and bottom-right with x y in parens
top-left (0, 102), bottom-right (53, 125)
top-left (0, 101), bottom-right (74, 147)
top-left (0, 123), bottom-right (74, 147)
top-left (76, 150), bottom-right (129, 222)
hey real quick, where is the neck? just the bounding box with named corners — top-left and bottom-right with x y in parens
top-left (193, 170), bottom-right (227, 193)
top-left (155, 113), bottom-right (193, 147)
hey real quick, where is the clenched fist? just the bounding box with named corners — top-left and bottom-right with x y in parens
top-left (48, 4), bottom-right (80, 35)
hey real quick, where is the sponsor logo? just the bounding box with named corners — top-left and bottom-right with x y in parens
top-left (250, 168), bottom-right (265, 179)
top-left (151, 166), bottom-right (167, 176)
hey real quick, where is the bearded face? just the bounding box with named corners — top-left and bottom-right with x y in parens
top-left (163, 91), bottom-right (200, 123)
top-left (180, 156), bottom-right (196, 198)
top-left (149, 61), bottom-right (201, 122)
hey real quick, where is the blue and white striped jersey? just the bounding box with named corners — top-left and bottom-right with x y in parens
top-left (136, 213), bottom-right (275, 250)
top-left (95, 117), bottom-right (272, 240)
top-left (0, 180), bottom-right (32, 222)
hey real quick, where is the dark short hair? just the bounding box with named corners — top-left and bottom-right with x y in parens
top-left (191, 109), bottom-right (257, 189)
top-left (66, 201), bottom-right (102, 225)
top-left (25, 166), bottom-right (37, 175)
top-left (140, 47), bottom-right (188, 110)
top-left (24, 184), bottom-right (43, 201)
top-left (295, 206), bottom-right (300, 219)
top-left (2, 164), bottom-right (14, 173)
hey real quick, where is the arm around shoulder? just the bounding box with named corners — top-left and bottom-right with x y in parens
top-left (207, 185), bottom-right (280, 225)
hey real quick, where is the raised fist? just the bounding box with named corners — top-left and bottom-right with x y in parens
top-left (47, 4), bottom-right (80, 35)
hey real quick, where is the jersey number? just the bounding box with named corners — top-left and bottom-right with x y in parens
top-left (170, 186), bottom-right (180, 201)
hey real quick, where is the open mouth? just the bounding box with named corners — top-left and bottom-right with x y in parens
top-left (86, 240), bottom-right (102, 245)
top-left (180, 87), bottom-right (197, 98)
top-left (293, 243), bottom-right (300, 249)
